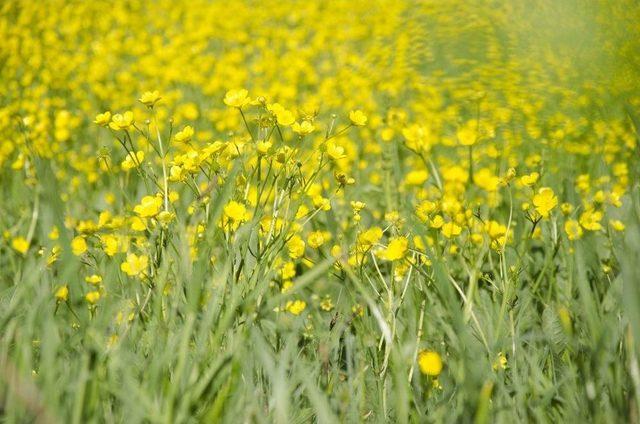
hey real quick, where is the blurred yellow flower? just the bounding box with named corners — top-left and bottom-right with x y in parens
top-left (223, 89), bottom-right (250, 108)
top-left (12, 237), bottom-right (29, 255)
top-left (120, 253), bottom-right (149, 277)
top-left (533, 187), bottom-right (557, 218)
top-left (349, 110), bottom-right (367, 126)
top-left (418, 350), bottom-right (443, 376)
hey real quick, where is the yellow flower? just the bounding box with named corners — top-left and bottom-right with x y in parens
top-left (485, 220), bottom-right (507, 241)
top-left (532, 187), bottom-right (557, 218)
top-left (285, 300), bottom-right (307, 315)
top-left (405, 170), bottom-right (429, 186)
top-left (560, 203), bottom-right (574, 215)
top-left (456, 123), bottom-right (476, 146)
top-left (157, 211), bottom-right (175, 226)
top-left (134, 195), bottom-right (163, 218)
top-left (383, 236), bottom-right (408, 261)
top-left (223, 88), bottom-right (250, 108)
top-left (48, 226), bottom-right (59, 240)
top-left (520, 172), bottom-right (539, 187)
top-left (256, 140), bottom-right (272, 155)
top-left (349, 110), bottom-right (367, 126)
top-left (174, 125), bottom-right (194, 143)
top-left (473, 168), bottom-right (500, 192)
top-left (85, 291), bottom-right (101, 305)
top-left (121, 151), bottom-right (144, 170)
top-left (292, 120), bottom-right (315, 135)
top-left (94, 111), bottom-right (111, 126)
top-left (120, 253), bottom-right (149, 277)
top-left (326, 142), bottom-right (346, 160)
top-left (222, 201), bottom-right (250, 230)
top-left (493, 352), bottom-right (507, 370)
top-left (441, 222), bottom-right (462, 238)
top-left (276, 110), bottom-right (295, 126)
top-left (320, 296), bottom-right (334, 311)
top-left (54, 285), bottom-right (69, 302)
top-left (418, 350), bottom-right (443, 376)
top-left (287, 235), bottom-right (306, 259)
top-left (564, 219), bottom-right (583, 240)
top-left (358, 227), bottom-right (383, 248)
top-left (308, 231), bottom-right (327, 249)
top-left (609, 219), bottom-right (625, 232)
top-left (109, 111), bottom-right (134, 131)
top-left (579, 208), bottom-right (603, 231)
top-left (71, 236), bottom-right (88, 256)
top-left (280, 262), bottom-right (296, 280)
top-left (85, 274), bottom-right (102, 285)
top-left (138, 90), bottom-right (161, 107)
top-left (101, 234), bottom-right (120, 256)
top-left (430, 215), bottom-right (444, 229)
top-left (12, 237), bottom-right (29, 255)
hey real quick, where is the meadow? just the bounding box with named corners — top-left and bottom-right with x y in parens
top-left (1, 0), bottom-right (640, 422)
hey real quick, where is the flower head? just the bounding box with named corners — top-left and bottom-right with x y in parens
top-left (120, 253), bottom-right (149, 277)
top-left (418, 350), bottom-right (443, 376)
top-left (349, 110), bottom-right (367, 126)
top-left (134, 195), bottom-right (163, 218)
top-left (12, 237), bottom-right (29, 255)
top-left (138, 90), bottom-right (161, 107)
top-left (94, 111), bottom-right (112, 126)
top-left (109, 111), bottom-right (134, 131)
top-left (224, 89), bottom-right (250, 108)
top-left (55, 285), bottom-right (69, 302)
top-left (533, 187), bottom-right (558, 218)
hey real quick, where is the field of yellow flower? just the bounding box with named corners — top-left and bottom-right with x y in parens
top-left (2, 0), bottom-right (640, 422)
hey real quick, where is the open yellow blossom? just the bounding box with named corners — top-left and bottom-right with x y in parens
top-left (121, 151), bottom-right (144, 170)
top-left (292, 120), bottom-right (315, 135)
top-left (85, 274), bottom-right (102, 285)
top-left (405, 169), bottom-right (429, 186)
top-left (287, 235), bottom-right (306, 259)
top-left (120, 253), bottom-right (149, 277)
top-left (85, 291), bottom-right (101, 305)
top-left (276, 110), bottom-right (295, 126)
top-left (326, 142), bottom-right (346, 160)
top-left (520, 172), bottom-right (539, 186)
top-left (358, 227), bottom-right (383, 249)
top-left (101, 234), bottom-right (120, 256)
top-left (48, 226), bottom-right (59, 240)
top-left (54, 285), bottom-right (69, 302)
top-left (308, 231), bottom-right (328, 249)
top-left (222, 201), bottom-right (250, 230)
top-left (382, 236), bottom-right (408, 261)
top-left (579, 209), bottom-right (603, 231)
top-left (134, 196), bottom-right (163, 218)
top-left (532, 187), bottom-right (557, 218)
top-left (223, 88), bottom-right (250, 108)
top-left (349, 110), bottom-right (367, 126)
top-left (256, 140), bottom-right (272, 155)
top-left (456, 122), bottom-right (476, 146)
top-left (418, 350), bottom-right (443, 376)
top-left (138, 90), bottom-right (161, 107)
top-left (609, 220), bottom-right (625, 231)
top-left (441, 222), bottom-right (462, 238)
top-left (109, 111), bottom-right (134, 131)
top-left (565, 219), bottom-right (583, 240)
top-left (285, 300), bottom-right (307, 315)
top-left (71, 236), bottom-right (88, 256)
top-left (174, 125), bottom-right (194, 143)
top-left (12, 237), bottom-right (29, 255)
top-left (94, 111), bottom-right (111, 126)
